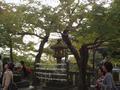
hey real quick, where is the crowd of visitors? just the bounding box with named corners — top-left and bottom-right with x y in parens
top-left (96, 62), bottom-right (117, 90)
top-left (0, 55), bottom-right (32, 90)
top-left (0, 55), bottom-right (118, 90)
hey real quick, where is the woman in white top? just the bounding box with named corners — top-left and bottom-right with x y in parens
top-left (2, 63), bottom-right (13, 90)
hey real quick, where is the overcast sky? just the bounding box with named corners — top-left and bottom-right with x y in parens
top-left (4, 0), bottom-right (111, 7)
top-left (5, 0), bottom-right (21, 3)
top-left (4, 0), bottom-right (59, 7)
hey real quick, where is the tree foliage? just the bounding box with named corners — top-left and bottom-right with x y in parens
top-left (0, 0), bottom-right (120, 89)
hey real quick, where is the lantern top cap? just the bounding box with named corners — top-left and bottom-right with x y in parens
top-left (51, 39), bottom-right (67, 49)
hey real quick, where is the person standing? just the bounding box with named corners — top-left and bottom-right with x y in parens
top-left (98, 62), bottom-right (117, 90)
top-left (20, 61), bottom-right (28, 79)
top-left (96, 67), bottom-right (105, 90)
top-left (2, 63), bottom-right (13, 90)
top-left (0, 55), bottom-right (3, 90)
top-left (0, 55), bottom-right (3, 79)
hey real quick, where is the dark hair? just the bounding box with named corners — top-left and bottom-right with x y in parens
top-left (20, 61), bottom-right (24, 65)
top-left (0, 55), bottom-right (1, 59)
top-left (99, 66), bottom-right (105, 75)
top-left (8, 63), bottom-right (14, 71)
top-left (104, 62), bottom-right (113, 72)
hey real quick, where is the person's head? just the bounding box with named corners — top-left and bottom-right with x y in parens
top-left (98, 67), bottom-right (105, 77)
top-left (8, 62), bottom-right (14, 71)
top-left (20, 61), bottom-right (25, 65)
top-left (4, 63), bottom-right (9, 70)
top-left (102, 62), bottom-right (113, 73)
top-left (0, 55), bottom-right (1, 60)
top-left (4, 63), bottom-right (13, 70)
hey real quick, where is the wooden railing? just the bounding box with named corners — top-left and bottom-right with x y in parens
top-left (35, 63), bottom-right (68, 82)
top-left (67, 72), bottom-right (94, 87)
top-left (35, 63), bottom-right (94, 87)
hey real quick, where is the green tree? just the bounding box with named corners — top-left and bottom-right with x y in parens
top-left (1, 0), bottom-right (120, 90)
top-left (21, 0), bottom-right (120, 89)
top-left (0, 2), bottom-right (23, 62)
top-left (0, 2), bottom-right (35, 62)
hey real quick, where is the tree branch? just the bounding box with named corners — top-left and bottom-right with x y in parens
top-left (17, 32), bottom-right (44, 39)
top-left (62, 30), bottom-right (81, 67)
top-left (35, 34), bottom-right (49, 63)
top-left (70, 0), bottom-right (80, 15)
top-left (85, 34), bottom-right (105, 49)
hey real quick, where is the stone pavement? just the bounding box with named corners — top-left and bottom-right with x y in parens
top-left (18, 86), bottom-right (43, 90)
top-left (18, 87), bottom-right (31, 90)
top-left (18, 86), bottom-right (78, 90)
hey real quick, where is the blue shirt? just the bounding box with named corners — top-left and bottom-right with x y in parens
top-left (102, 72), bottom-right (116, 90)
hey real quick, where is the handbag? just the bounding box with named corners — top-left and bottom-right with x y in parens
top-left (10, 82), bottom-right (18, 90)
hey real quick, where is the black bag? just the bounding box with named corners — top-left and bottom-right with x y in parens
top-left (11, 82), bottom-right (18, 90)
